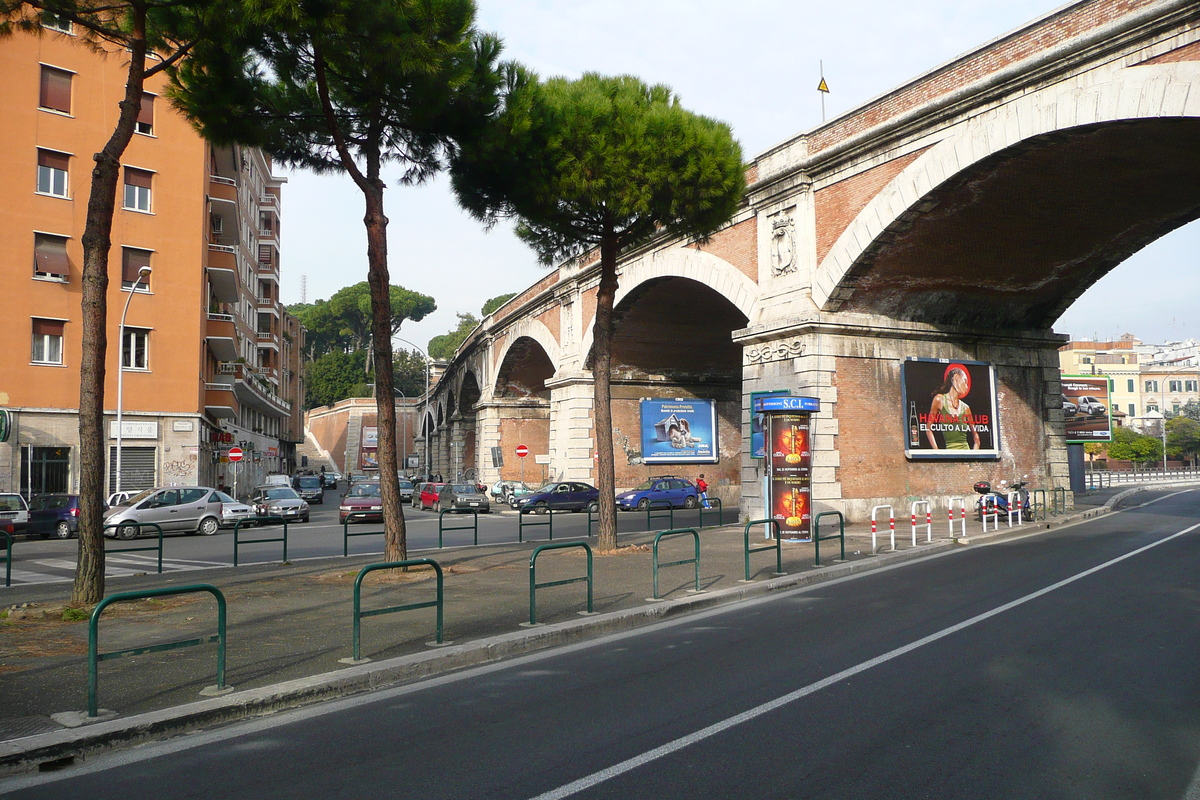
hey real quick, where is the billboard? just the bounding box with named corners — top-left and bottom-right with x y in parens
top-left (902, 358), bottom-right (1000, 460)
top-left (1061, 375), bottom-right (1113, 442)
top-left (766, 413), bottom-right (812, 540)
top-left (639, 399), bottom-right (718, 464)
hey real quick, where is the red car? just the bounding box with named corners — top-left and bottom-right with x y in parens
top-left (419, 483), bottom-right (446, 511)
top-left (339, 481), bottom-right (382, 524)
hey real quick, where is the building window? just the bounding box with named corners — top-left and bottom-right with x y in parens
top-left (38, 65), bottom-right (72, 113)
top-left (136, 94), bottom-right (155, 135)
top-left (1145, 380), bottom-right (1158, 393)
top-left (31, 318), bottom-right (64, 364)
top-left (41, 12), bottom-right (72, 33)
top-left (1128, 404), bottom-right (1136, 416)
top-left (33, 233), bottom-right (71, 281)
top-left (1187, 381), bottom-right (1198, 393)
top-left (122, 328), bottom-right (149, 370)
top-left (21, 446), bottom-right (71, 496)
top-left (1126, 379), bottom-right (1134, 393)
top-left (121, 247), bottom-right (152, 290)
top-left (1168, 380), bottom-right (1183, 393)
top-left (123, 167), bottom-right (153, 212)
top-left (36, 149), bottom-right (70, 197)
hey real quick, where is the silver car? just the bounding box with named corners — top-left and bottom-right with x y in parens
top-left (215, 490), bottom-right (256, 529)
top-left (438, 484), bottom-right (490, 513)
top-left (103, 486), bottom-right (225, 539)
top-left (248, 485), bottom-right (310, 523)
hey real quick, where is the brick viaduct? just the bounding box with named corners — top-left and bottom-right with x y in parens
top-left (417, 0), bottom-right (1200, 520)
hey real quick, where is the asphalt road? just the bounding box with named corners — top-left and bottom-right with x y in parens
top-left (2, 488), bottom-right (736, 586)
top-left (5, 488), bottom-right (1199, 799)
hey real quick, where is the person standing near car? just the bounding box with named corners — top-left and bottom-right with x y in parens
top-left (696, 474), bottom-right (710, 508)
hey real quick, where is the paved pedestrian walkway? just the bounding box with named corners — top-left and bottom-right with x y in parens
top-left (0, 492), bottom-right (1132, 774)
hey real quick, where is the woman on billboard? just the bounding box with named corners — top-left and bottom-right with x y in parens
top-left (925, 365), bottom-right (980, 450)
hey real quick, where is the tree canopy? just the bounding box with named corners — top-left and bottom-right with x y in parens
top-left (1105, 425), bottom-right (1163, 464)
top-left (482, 293), bottom-right (517, 316)
top-left (289, 283), bottom-right (435, 358)
top-left (428, 312), bottom-right (480, 360)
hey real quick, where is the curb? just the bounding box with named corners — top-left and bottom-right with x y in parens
top-left (0, 505), bottom-right (1109, 776)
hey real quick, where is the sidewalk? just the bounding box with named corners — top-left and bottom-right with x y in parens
top-left (0, 500), bottom-right (1113, 774)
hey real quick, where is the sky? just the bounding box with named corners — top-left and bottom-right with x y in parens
top-left (275, 0), bottom-right (1200, 351)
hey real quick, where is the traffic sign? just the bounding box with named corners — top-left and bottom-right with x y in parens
top-left (515, 444), bottom-right (529, 458)
top-left (228, 447), bottom-right (244, 462)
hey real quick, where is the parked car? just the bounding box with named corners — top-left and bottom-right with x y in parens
top-left (616, 477), bottom-right (700, 511)
top-left (106, 490), bottom-right (136, 508)
top-left (438, 484), bottom-right (490, 513)
top-left (28, 494), bottom-right (81, 539)
top-left (491, 481), bottom-right (535, 506)
top-left (248, 485), bottom-right (310, 523)
top-left (103, 487), bottom-right (227, 539)
top-left (340, 481), bottom-right (383, 524)
top-left (1077, 395), bottom-right (1107, 416)
top-left (398, 478), bottom-right (415, 503)
top-left (410, 482), bottom-right (427, 509)
top-left (214, 491), bottom-right (256, 529)
top-left (516, 482), bottom-right (600, 514)
top-left (0, 492), bottom-right (31, 533)
top-left (292, 474), bottom-right (325, 504)
top-left (419, 483), bottom-right (448, 511)
top-left (321, 471), bottom-right (341, 490)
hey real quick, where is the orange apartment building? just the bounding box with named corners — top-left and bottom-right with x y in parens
top-left (0, 21), bottom-right (305, 498)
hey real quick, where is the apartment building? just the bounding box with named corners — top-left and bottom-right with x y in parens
top-left (1059, 336), bottom-right (1199, 428)
top-left (0, 23), bottom-right (304, 497)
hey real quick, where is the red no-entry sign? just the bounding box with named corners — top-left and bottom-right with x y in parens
top-left (515, 444), bottom-right (529, 458)
top-left (228, 447), bottom-right (244, 462)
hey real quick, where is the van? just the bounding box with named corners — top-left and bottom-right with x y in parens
top-left (263, 474), bottom-right (291, 487)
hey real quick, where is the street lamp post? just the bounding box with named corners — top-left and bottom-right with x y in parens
top-left (395, 338), bottom-right (431, 478)
top-left (115, 266), bottom-right (152, 495)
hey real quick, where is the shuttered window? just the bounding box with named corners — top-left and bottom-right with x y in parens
top-left (36, 149), bottom-right (69, 196)
top-left (31, 318), bottom-right (65, 364)
top-left (33, 233), bottom-right (70, 280)
top-left (122, 247), bottom-right (152, 289)
top-left (39, 66), bottom-right (72, 113)
top-left (123, 167), bottom-right (153, 211)
top-left (136, 94), bottom-right (154, 135)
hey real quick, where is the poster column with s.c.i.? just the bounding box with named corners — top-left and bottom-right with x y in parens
top-left (766, 413), bottom-right (812, 541)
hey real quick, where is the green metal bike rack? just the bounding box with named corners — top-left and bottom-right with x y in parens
top-left (742, 518), bottom-right (783, 581)
top-left (519, 506), bottom-right (554, 543)
top-left (233, 516), bottom-right (288, 566)
top-left (697, 497), bottom-right (723, 528)
top-left (586, 505), bottom-right (601, 538)
top-left (652, 528), bottom-right (702, 600)
top-left (102, 522), bottom-right (165, 574)
top-left (350, 559), bottom-right (444, 661)
top-left (88, 584), bottom-right (227, 718)
top-left (813, 511), bottom-right (846, 566)
top-left (1051, 487), bottom-right (1067, 517)
top-left (438, 509), bottom-right (478, 548)
top-left (527, 541), bottom-right (593, 625)
top-left (645, 499), bottom-right (673, 530)
top-left (342, 515), bottom-right (385, 557)
top-left (2, 530), bottom-right (13, 587)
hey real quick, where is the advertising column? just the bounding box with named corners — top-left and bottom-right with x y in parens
top-left (755, 396), bottom-right (820, 542)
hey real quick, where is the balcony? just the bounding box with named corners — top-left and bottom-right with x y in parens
top-left (205, 314), bottom-right (238, 361)
top-left (221, 363), bottom-right (291, 417)
top-left (208, 175), bottom-right (238, 203)
top-left (204, 382), bottom-right (238, 420)
top-left (207, 261), bottom-right (239, 305)
top-left (256, 296), bottom-right (280, 316)
top-left (256, 329), bottom-right (280, 351)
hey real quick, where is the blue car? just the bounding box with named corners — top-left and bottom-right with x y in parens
top-left (517, 482), bottom-right (600, 514)
top-left (617, 477), bottom-right (699, 511)
top-left (28, 494), bottom-right (81, 539)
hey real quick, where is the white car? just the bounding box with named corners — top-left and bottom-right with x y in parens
top-left (0, 493), bottom-right (30, 532)
top-left (215, 491), bottom-right (256, 528)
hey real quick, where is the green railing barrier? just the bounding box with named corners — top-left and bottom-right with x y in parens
top-left (813, 511), bottom-right (846, 566)
top-left (652, 528), bottom-right (702, 600)
top-left (1030, 489), bottom-right (1047, 521)
top-left (2, 529), bottom-right (13, 587)
top-left (697, 497), bottom-right (723, 529)
top-left (234, 516), bottom-right (288, 566)
top-left (645, 499), bottom-right (674, 530)
top-left (342, 515), bottom-right (385, 557)
top-left (88, 584), bottom-right (227, 718)
top-left (348, 559), bottom-right (444, 662)
top-left (1051, 487), bottom-right (1067, 517)
top-left (586, 504), bottom-right (601, 538)
top-left (438, 509), bottom-right (478, 548)
top-left (102, 522), bottom-right (165, 574)
top-left (527, 541), bottom-right (593, 626)
top-left (741, 518), bottom-right (783, 581)
top-left (519, 506), bottom-right (554, 543)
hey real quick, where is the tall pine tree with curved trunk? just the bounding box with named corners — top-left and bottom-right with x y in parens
top-left (172, 0), bottom-right (503, 561)
top-left (451, 73), bottom-right (745, 551)
top-left (1, 1), bottom-right (204, 604)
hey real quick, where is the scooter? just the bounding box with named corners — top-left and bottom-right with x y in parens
top-left (974, 478), bottom-right (1032, 521)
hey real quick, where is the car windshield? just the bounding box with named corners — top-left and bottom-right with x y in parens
top-left (264, 488), bottom-right (300, 500)
top-left (124, 489), bottom-right (156, 506)
top-left (347, 483), bottom-right (381, 498)
top-left (537, 484), bottom-right (560, 493)
top-left (296, 477), bottom-right (321, 488)
top-left (632, 480), bottom-right (657, 491)
top-left (398, 480), bottom-right (413, 489)
top-left (451, 484), bottom-right (474, 493)
top-left (30, 495), bottom-right (71, 511)
top-left (0, 494), bottom-right (26, 511)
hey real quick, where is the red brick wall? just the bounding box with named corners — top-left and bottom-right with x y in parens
top-left (535, 305), bottom-right (560, 341)
top-left (1140, 39), bottom-right (1200, 64)
top-left (809, 0), bottom-right (1156, 155)
top-left (692, 217), bottom-right (758, 282)
top-left (498, 416), bottom-right (550, 482)
top-left (306, 410), bottom-right (349, 473)
top-left (813, 148), bottom-right (929, 263)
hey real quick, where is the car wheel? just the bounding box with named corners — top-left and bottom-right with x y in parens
top-left (198, 516), bottom-right (220, 536)
top-left (586, 500), bottom-right (599, 513)
top-left (535, 502), bottom-right (550, 515)
top-left (637, 498), bottom-right (649, 511)
top-left (684, 496), bottom-right (698, 509)
top-left (54, 521), bottom-right (73, 539)
top-left (117, 523), bottom-right (139, 540)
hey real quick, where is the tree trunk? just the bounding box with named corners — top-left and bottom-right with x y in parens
top-left (73, 19), bottom-right (150, 606)
top-left (363, 181), bottom-right (407, 562)
top-left (593, 230), bottom-right (620, 552)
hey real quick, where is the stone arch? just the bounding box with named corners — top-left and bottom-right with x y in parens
top-left (459, 370), bottom-right (482, 412)
top-left (494, 334), bottom-right (557, 399)
top-left (579, 245), bottom-right (758, 364)
top-left (492, 319), bottom-right (560, 394)
top-left (813, 62), bottom-right (1200, 327)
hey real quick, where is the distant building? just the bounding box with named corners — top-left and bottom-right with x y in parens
top-left (1059, 335), bottom-right (1198, 430)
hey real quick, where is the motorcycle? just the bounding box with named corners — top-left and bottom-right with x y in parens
top-left (974, 478), bottom-right (1032, 521)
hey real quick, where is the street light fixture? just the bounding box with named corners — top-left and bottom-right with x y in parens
top-left (115, 266), bottom-right (151, 495)
top-left (395, 337), bottom-right (431, 478)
